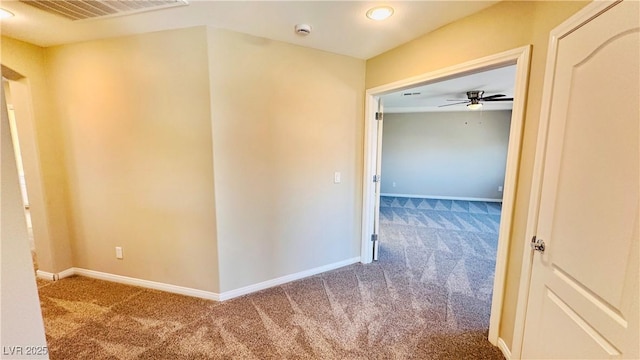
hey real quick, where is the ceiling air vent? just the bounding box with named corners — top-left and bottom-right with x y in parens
top-left (20, 0), bottom-right (188, 21)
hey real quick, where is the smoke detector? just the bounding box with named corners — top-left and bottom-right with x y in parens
top-left (295, 24), bottom-right (312, 36)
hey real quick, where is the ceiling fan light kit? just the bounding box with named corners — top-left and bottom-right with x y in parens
top-left (467, 102), bottom-right (483, 110)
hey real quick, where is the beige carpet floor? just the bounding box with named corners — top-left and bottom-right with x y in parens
top-left (38, 268), bottom-right (503, 359)
top-left (37, 198), bottom-right (504, 359)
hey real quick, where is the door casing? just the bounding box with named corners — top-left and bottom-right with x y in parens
top-left (360, 45), bottom-right (532, 348)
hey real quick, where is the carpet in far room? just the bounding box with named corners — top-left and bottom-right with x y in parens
top-left (378, 196), bottom-right (502, 333)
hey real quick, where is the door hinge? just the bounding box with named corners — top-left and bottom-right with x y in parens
top-left (371, 234), bottom-right (378, 242)
top-left (375, 112), bottom-right (383, 121)
top-left (530, 235), bottom-right (545, 253)
top-left (373, 174), bottom-right (381, 183)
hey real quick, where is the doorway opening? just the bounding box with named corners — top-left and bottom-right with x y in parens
top-left (377, 64), bottom-right (515, 342)
top-left (360, 46), bottom-right (531, 347)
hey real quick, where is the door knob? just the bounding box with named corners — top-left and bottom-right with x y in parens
top-left (531, 236), bottom-right (545, 253)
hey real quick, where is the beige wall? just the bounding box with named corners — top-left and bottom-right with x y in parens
top-left (2, 25), bottom-right (365, 296)
top-left (366, 0), bottom-right (589, 348)
top-left (43, 27), bottom-right (220, 292)
top-left (1, 82), bottom-right (48, 358)
top-left (207, 28), bottom-right (365, 292)
top-left (1, 37), bottom-right (74, 273)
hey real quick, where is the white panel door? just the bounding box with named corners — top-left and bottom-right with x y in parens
top-left (522, 1), bottom-right (639, 359)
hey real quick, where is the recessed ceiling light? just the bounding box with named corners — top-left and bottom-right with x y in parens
top-left (366, 6), bottom-right (394, 21)
top-left (0, 8), bottom-right (14, 19)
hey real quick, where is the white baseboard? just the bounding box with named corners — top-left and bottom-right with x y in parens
top-left (72, 268), bottom-right (220, 301)
top-left (497, 337), bottom-right (512, 360)
top-left (35, 257), bottom-right (360, 303)
top-left (380, 193), bottom-right (503, 203)
top-left (218, 256), bottom-right (361, 301)
top-left (37, 267), bottom-right (90, 281)
top-left (36, 270), bottom-right (56, 281)
top-left (58, 268), bottom-right (75, 279)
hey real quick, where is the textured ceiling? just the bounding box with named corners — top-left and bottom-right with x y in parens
top-left (1, 1), bottom-right (498, 60)
top-left (2, 1), bottom-right (510, 110)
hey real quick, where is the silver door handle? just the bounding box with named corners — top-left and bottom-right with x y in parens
top-left (531, 236), bottom-right (545, 253)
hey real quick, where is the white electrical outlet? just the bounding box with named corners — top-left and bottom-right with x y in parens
top-left (115, 246), bottom-right (123, 259)
top-left (392, 182), bottom-right (396, 188)
top-left (334, 171), bottom-right (341, 184)
top-left (498, 186), bottom-right (503, 192)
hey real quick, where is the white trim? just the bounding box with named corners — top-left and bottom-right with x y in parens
top-left (36, 268), bottom-right (75, 281)
top-left (366, 47), bottom-right (531, 96)
top-left (509, 1), bottom-right (620, 358)
top-left (57, 267), bottom-right (75, 279)
top-left (37, 257), bottom-right (360, 302)
top-left (72, 268), bottom-right (221, 301)
top-left (219, 257), bottom-right (361, 301)
top-left (361, 94), bottom-right (380, 264)
top-left (361, 45), bottom-right (532, 347)
top-left (35, 270), bottom-right (56, 281)
top-left (487, 45), bottom-right (531, 346)
top-left (497, 337), bottom-right (512, 360)
top-left (380, 193), bottom-right (503, 203)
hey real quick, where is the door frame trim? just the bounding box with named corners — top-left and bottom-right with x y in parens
top-left (360, 45), bottom-right (532, 346)
top-left (510, 1), bottom-right (623, 358)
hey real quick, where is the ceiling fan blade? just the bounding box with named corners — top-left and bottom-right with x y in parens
top-left (481, 94), bottom-right (506, 100)
top-left (482, 98), bottom-right (514, 102)
top-left (439, 101), bottom-right (469, 107)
